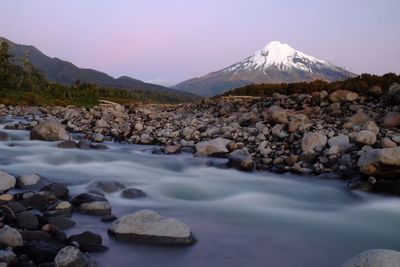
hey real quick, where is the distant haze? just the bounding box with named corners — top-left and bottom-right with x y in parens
top-left (0, 0), bottom-right (399, 85)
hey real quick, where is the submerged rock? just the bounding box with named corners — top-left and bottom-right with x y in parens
top-left (108, 209), bottom-right (194, 245)
top-left (30, 119), bottom-right (69, 141)
top-left (89, 180), bottom-right (126, 194)
top-left (343, 249), bottom-right (400, 267)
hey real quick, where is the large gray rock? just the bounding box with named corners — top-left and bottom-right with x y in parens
top-left (0, 171), bottom-right (16, 193)
top-left (357, 147), bottom-right (400, 176)
top-left (342, 249), bottom-right (400, 267)
top-left (54, 246), bottom-right (89, 267)
top-left (108, 209), bottom-right (194, 245)
top-left (228, 149), bottom-right (254, 171)
top-left (195, 138), bottom-right (230, 156)
top-left (30, 119), bottom-right (69, 141)
top-left (301, 131), bottom-right (327, 154)
top-left (0, 225), bottom-right (23, 247)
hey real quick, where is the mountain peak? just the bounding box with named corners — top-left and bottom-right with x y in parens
top-left (225, 41), bottom-right (329, 73)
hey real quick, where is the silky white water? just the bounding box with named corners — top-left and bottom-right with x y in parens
top-left (1, 118), bottom-right (400, 267)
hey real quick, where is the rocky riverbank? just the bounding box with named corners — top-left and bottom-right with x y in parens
top-left (2, 84), bottom-right (400, 196)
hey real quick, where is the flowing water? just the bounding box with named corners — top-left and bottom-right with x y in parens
top-left (1, 117), bottom-right (400, 267)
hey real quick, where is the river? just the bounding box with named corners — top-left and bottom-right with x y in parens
top-left (1, 117), bottom-right (399, 267)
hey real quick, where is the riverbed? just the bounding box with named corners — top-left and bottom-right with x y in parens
top-left (1, 117), bottom-right (399, 267)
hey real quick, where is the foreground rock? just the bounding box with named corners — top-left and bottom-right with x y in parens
top-left (357, 147), bottom-right (400, 176)
top-left (0, 225), bottom-right (23, 247)
top-left (71, 193), bottom-right (112, 215)
top-left (0, 171), bottom-right (16, 193)
top-left (30, 119), bottom-right (69, 141)
top-left (108, 209), bottom-right (194, 245)
top-left (343, 249), bottom-right (400, 267)
top-left (54, 246), bottom-right (89, 267)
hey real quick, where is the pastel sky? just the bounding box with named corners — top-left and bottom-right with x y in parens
top-left (0, 0), bottom-right (399, 85)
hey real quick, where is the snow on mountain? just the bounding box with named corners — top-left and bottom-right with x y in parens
top-left (225, 41), bottom-right (330, 73)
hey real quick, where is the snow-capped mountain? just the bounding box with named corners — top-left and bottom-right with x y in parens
top-left (175, 41), bottom-right (356, 96)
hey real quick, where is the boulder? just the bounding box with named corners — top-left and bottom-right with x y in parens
top-left (0, 171), bottom-right (16, 193)
top-left (228, 149), bottom-right (254, 171)
top-left (301, 131), bottom-right (327, 154)
top-left (108, 209), bottom-right (194, 245)
top-left (195, 138), bottom-right (230, 156)
top-left (40, 183), bottom-right (69, 199)
top-left (68, 231), bottom-right (106, 253)
top-left (383, 112), bottom-right (400, 128)
top-left (267, 105), bottom-right (288, 124)
top-left (0, 225), bottom-right (23, 247)
top-left (329, 90), bottom-right (359, 102)
top-left (16, 211), bottom-right (39, 230)
top-left (30, 119), bottom-right (69, 141)
top-left (357, 147), bottom-right (400, 176)
top-left (356, 130), bottom-right (377, 145)
top-left (57, 140), bottom-right (77, 149)
top-left (343, 249), bottom-right (400, 267)
top-left (54, 246), bottom-right (89, 267)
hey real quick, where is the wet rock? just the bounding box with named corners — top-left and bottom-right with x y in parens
top-left (0, 193), bottom-right (13, 202)
top-left (101, 214), bottom-right (118, 223)
top-left (77, 140), bottom-right (92, 149)
top-left (228, 149), bottom-right (254, 171)
top-left (22, 240), bottom-right (62, 264)
top-left (71, 193), bottom-right (111, 215)
top-left (357, 147), bottom-right (400, 176)
top-left (40, 183), bottom-right (69, 199)
top-left (301, 131), bottom-right (327, 154)
top-left (89, 181), bottom-right (126, 194)
top-left (30, 119), bottom-right (69, 141)
top-left (195, 138), bottom-right (230, 156)
top-left (57, 140), bottom-right (77, 149)
top-left (342, 249), bottom-right (400, 267)
top-left (0, 171), bottom-right (16, 193)
top-left (47, 217), bottom-right (76, 230)
top-left (121, 188), bottom-right (146, 199)
top-left (356, 130), bottom-right (377, 145)
top-left (21, 231), bottom-right (54, 242)
top-left (16, 211), bottom-right (39, 230)
top-left (108, 209), bottom-right (194, 245)
top-left (0, 225), bottom-right (23, 247)
top-left (54, 246), bottom-right (89, 267)
top-left (17, 174), bottom-right (50, 190)
top-left (162, 144), bottom-right (182, 155)
top-left (68, 231), bottom-right (107, 252)
top-left (91, 143), bottom-right (109, 150)
top-left (53, 201), bottom-right (72, 210)
top-left (91, 133), bottom-right (104, 142)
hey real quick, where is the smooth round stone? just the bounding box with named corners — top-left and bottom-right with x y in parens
top-left (0, 225), bottom-right (23, 247)
top-left (54, 246), bottom-right (89, 267)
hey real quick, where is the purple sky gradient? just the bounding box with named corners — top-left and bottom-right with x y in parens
top-left (1, 0), bottom-right (399, 84)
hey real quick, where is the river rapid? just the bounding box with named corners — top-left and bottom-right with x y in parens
top-left (1, 117), bottom-right (399, 267)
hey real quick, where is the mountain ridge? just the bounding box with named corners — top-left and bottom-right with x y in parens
top-left (0, 36), bottom-right (197, 98)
